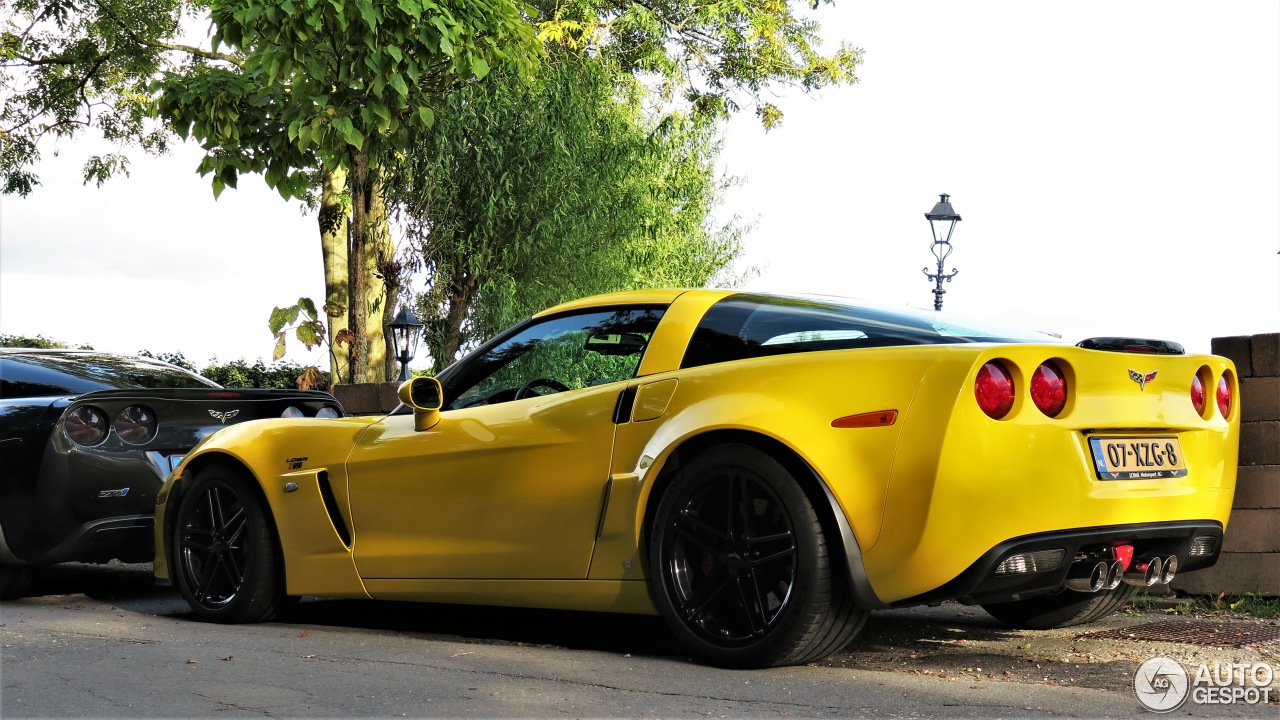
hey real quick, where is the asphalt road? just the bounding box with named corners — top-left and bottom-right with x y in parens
top-left (0, 564), bottom-right (1273, 718)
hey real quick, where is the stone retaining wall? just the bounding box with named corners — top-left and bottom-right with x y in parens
top-left (1173, 332), bottom-right (1280, 596)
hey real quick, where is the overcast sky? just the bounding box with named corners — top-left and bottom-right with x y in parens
top-left (1, 0), bottom-right (1277, 370)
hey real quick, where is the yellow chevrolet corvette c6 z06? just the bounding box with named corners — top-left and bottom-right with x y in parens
top-left (154, 290), bottom-right (1238, 668)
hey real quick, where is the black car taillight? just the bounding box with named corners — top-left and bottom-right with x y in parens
top-left (66, 406), bottom-right (108, 446)
top-left (114, 405), bottom-right (157, 444)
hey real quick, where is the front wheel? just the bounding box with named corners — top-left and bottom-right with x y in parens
top-left (172, 464), bottom-right (292, 623)
top-left (648, 444), bottom-right (867, 668)
top-left (981, 584), bottom-right (1137, 629)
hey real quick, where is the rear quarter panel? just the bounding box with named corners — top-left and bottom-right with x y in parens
top-left (865, 345), bottom-right (1237, 601)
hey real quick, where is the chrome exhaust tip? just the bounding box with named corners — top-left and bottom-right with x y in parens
top-left (1160, 555), bottom-right (1178, 584)
top-left (1065, 561), bottom-right (1109, 592)
top-left (1123, 556), bottom-right (1164, 587)
top-left (1105, 560), bottom-right (1124, 590)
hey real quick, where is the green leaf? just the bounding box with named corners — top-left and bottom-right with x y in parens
top-left (388, 73), bottom-right (409, 99)
top-left (417, 106), bottom-right (434, 128)
top-left (272, 332), bottom-right (287, 362)
top-left (469, 55), bottom-right (490, 81)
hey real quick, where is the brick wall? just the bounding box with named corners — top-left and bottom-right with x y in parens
top-left (1173, 333), bottom-right (1280, 596)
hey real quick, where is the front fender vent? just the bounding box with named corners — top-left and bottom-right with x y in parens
top-left (316, 470), bottom-right (352, 547)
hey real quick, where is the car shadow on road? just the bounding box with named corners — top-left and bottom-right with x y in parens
top-left (285, 597), bottom-right (687, 659)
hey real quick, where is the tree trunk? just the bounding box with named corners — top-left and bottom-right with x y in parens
top-left (348, 143), bottom-right (371, 383)
top-left (364, 176), bottom-right (398, 382)
top-left (441, 264), bottom-right (477, 367)
top-left (319, 166), bottom-right (350, 385)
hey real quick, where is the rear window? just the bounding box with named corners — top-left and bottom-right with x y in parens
top-left (0, 353), bottom-right (218, 399)
top-left (681, 294), bottom-right (1052, 369)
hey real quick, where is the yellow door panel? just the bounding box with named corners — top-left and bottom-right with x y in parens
top-left (347, 384), bottom-right (621, 580)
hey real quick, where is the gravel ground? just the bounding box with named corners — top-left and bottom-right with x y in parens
top-left (825, 598), bottom-right (1280, 702)
top-left (14, 561), bottom-right (1280, 709)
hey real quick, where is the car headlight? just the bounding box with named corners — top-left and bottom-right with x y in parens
top-left (114, 405), bottom-right (158, 444)
top-left (66, 406), bottom-right (108, 446)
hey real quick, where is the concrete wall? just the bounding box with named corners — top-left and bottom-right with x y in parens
top-left (1173, 332), bottom-right (1280, 596)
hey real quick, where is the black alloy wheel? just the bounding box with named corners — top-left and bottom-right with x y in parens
top-left (173, 464), bottom-right (291, 623)
top-left (649, 444), bottom-right (866, 668)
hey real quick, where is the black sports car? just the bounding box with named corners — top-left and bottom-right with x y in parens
top-left (0, 349), bottom-right (342, 598)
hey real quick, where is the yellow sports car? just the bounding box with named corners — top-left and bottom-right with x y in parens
top-left (154, 290), bottom-right (1238, 667)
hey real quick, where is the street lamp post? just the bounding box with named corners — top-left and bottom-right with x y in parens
top-left (922, 193), bottom-right (962, 311)
top-left (387, 306), bottom-right (425, 382)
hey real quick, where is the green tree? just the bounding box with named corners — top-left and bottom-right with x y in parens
top-left (532, 0), bottom-right (860, 128)
top-left (156, 0), bottom-right (539, 384)
top-left (0, 333), bottom-right (93, 349)
top-left (391, 49), bottom-right (744, 370)
top-left (0, 0), bottom-right (235, 195)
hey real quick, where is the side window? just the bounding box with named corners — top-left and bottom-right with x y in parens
top-left (444, 307), bottom-right (665, 409)
top-left (681, 294), bottom-right (1044, 369)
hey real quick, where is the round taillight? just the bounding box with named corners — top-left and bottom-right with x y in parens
top-left (316, 406), bottom-right (340, 419)
top-left (975, 361), bottom-right (1015, 419)
top-left (281, 406), bottom-right (305, 418)
top-left (65, 406), bottom-right (108, 446)
top-left (1030, 361), bottom-right (1067, 417)
top-left (114, 405), bottom-right (157, 444)
top-left (1190, 373), bottom-right (1206, 416)
top-left (1216, 375), bottom-right (1232, 418)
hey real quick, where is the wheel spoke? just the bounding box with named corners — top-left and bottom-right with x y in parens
top-left (724, 472), bottom-right (739, 541)
top-left (737, 572), bottom-right (768, 636)
top-left (739, 476), bottom-right (755, 542)
top-left (679, 564), bottom-right (733, 621)
top-left (218, 548), bottom-right (244, 591)
top-left (194, 552), bottom-right (222, 603)
top-left (223, 507), bottom-right (247, 546)
top-left (749, 545), bottom-right (797, 569)
top-left (673, 519), bottom-right (721, 557)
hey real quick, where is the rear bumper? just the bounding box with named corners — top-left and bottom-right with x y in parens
top-left (26, 514), bottom-right (154, 565)
top-left (894, 520), bottom-right (1222, 606)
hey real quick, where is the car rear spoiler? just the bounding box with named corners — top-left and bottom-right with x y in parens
top-left (1076, 337), bottom-right (1185, 355)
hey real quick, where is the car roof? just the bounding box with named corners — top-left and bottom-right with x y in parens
top-left (534, 289), bottom-right (735, 317)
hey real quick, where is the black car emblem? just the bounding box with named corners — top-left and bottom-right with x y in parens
top-left (209, 409), bottom-right (241, 424)
top-left (1128, 369), bottom-right (1158, 391)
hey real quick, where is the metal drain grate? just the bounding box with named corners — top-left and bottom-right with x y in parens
top-left (1078, 620), bottom-right (1280, 648)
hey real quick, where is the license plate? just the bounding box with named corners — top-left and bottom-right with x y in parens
top-left (1088, 436), bottom-right (1187, 480)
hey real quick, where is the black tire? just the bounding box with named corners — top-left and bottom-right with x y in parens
top-left (648, 444), bottom-right (868, 668)
top-left (0, 564), bottom-right (34, 600)
top-left (981, 584), bottom-right (1137, 630)
top-left (172, 464), bottom-right (291, 623)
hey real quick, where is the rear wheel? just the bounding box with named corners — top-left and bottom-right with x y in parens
top-left (0, 564), bottom-right (34, 600)
top-left (649, 444), bottom-right (867, 668)
top-left (981, 584), bottom-right (1137, 629)
top-left (172, 464), bottom-right (292, 623)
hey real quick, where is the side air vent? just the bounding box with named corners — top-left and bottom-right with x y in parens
top-left (316, 470), bottom-right (352, 547)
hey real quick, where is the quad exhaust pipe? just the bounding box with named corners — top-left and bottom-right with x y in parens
top-left (1065, 554), bottom-right (1178, 593)
top-left (1065, 560), bottom-right (1125, 592)
top-left (1122, 555), bottom-right (1179, 587)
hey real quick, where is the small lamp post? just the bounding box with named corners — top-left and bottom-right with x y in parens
top-left (387, 306), bottom-right (425, 382)
top-left (922, 193), bottom-right (962, 311)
